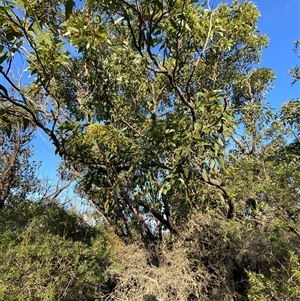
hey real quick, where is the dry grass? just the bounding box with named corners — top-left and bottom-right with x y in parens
top-left (98, 235), bottom-right (210, 301)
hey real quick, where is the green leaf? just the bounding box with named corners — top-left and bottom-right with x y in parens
top-left (65, 0), bottom-right (74, 20)
top-left (170, 18), bottom-right (177, 30)
top-left (0, 53), bottom-right (8, 64)
top-left (217, 137), bottom-right (224, 147)
top-left (114, 183), bottom-right (120, 194)
top-left (193, 133), bottom-right (202, 141)
top-left (179, 178), bottom-right (185, 185)
top-left (104, 203), bottom-right (110, 213)
top-left (44, 36), bottom-right (52, 46)
top-left (184, 22), bottom-right (191, 31)
top-left (202, 127), bottom-right (211, 133)
top-left (201, 168), bottom-right (208, 182)
top-left (22, 118), bottom-right (30, 130)
top-left (114, 17), bottom-right (124, 25)
top-left (15, 0), bottom-right (25, 9)
top-left (210, 159), bottom-right (215, 170)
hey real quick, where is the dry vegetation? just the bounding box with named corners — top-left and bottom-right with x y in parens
top-left (99, 237), bottom-right (209, 301)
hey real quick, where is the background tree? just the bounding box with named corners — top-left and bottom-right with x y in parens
top-left (0, 199), bottom-right (114, 301)
top-left (244, 39), bottom-right (300, 301)
top-left (0, 105), bottom-right (38, 208)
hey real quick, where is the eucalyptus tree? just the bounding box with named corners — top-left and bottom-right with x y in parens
top-left (0, 0), bottom-right (275, 242)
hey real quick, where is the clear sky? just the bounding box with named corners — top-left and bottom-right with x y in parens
top-left (254, 0), bottom-right (299, 108)
top-left (32, 0), bottom-right (300, 180)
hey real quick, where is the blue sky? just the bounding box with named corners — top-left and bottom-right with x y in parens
top-left (254, 0), bottom-right (299, 107)
top-left (32, 0), bottom-right (300, 179)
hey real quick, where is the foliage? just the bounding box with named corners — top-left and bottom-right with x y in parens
top-left (0, 0), bottom-right (299, 300)
top-left (289, 39), bottom-right (300, 85)
top-left (0, 200), bottom-right (112, 301)
top-left (0, 105), bottom-right (39, 207)
top-left (248, 251), bottom-right (300, 301)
